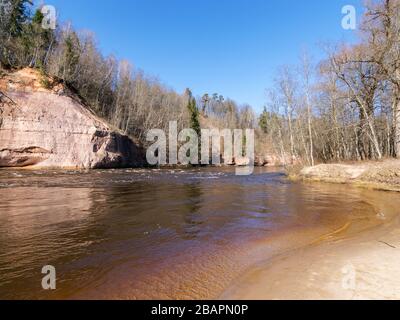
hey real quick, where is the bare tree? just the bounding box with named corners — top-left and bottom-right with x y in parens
top-left (361, 0), bottom-right (400, 157)
top-left (299, 51), bottom-right (315, 165)
top-left (327, 45), bottom-right (383, 159)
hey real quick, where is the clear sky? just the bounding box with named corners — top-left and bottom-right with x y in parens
top-left (37, 0), bottom-right (363, 112)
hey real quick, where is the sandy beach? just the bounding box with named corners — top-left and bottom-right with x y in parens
top-left (221, 178), bottom-right (400, 300)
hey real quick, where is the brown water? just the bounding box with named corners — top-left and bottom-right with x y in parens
top-left (0, 167), bottom-right (392, 299)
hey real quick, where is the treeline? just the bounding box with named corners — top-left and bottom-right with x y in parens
top-left (2, 0), bottom-right (399, 165)
top-left (1, 0), bottom-right (189, 143)
top-left (260, 0), bottom-right (400, 164)
top-left (0, 0), bottom-right (257, 149)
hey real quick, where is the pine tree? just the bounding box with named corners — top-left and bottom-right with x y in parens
top-left (28, 9), bottom-right (54, 68)
top-left (7, 0), bottom-right (32, 37)
top-left (0, 0), bottom-right (33, 67)
top-left (61, 31), bottom-right (81, 83)
top-left (259, 106), bottom-right (270, 134)
top-left (187, 95), bottom-right (201, 137)
top-left (31, 7), bottom-right (43, 24)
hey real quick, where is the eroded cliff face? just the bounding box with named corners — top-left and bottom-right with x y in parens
top-left (0, 68), bottom-right (145, 169)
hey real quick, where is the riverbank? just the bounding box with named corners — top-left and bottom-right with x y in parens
top-left (221, 163), bottom-right (400, 300)
top-left (222, 214), bottom-right (400, 299)
top-left (288, 159), bottom-right (400, 192)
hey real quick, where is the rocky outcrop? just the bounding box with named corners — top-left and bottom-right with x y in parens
top-left (231, 155), bottom-right (291, 167)
top-left (254, 154), bottom-right (298, 167)
top-left (0, 146), bottom-right (52, 167)
top-left (0, 68), bottom-right (145, 169)
top-left (300, 163), bottom-right (368, 180)
top-left (234, 156), bottom-right (251, 166)
top-left (293, 160), bottom-right (400, 192)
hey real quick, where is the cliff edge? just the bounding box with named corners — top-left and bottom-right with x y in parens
top-left (0, 68), bottom-right (145, 169)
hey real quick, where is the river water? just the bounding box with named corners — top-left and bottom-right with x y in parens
top-left (0, 167), bottom-right (394, 299)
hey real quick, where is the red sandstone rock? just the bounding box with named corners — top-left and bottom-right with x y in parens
top-left (0, 68), bottom-right (144, 169)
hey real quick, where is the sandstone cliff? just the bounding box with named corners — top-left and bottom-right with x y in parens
top-left (0, 68), bottom-right (145, 169)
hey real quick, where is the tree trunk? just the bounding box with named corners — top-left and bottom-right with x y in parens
top-left (351, 95), bottom-right (382, 159)
top-left (307, 100), bottom-right (314, 166)
top-left (396, 97), bottom-right (400, 157)
top-left (287, 111), bottom-right (295, 161)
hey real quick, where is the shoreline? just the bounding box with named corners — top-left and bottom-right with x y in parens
top-left (221, 177), bottom-right (400, 300)
top-left (222, 218), bottom-right (400, 299)
top-left (288, 160), bottom-right (400, 192)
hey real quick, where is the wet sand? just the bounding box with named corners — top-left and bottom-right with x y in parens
top-left (71, 185), bottom-right (397, 300)
top-left (221, 188), bottom-right (400, 300)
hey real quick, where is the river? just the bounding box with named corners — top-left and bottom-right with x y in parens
top-left (0, 167), bottom-right (395, 299)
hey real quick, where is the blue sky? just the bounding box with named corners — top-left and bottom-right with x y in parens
top-left (37, 0), bottom-right (363, 112)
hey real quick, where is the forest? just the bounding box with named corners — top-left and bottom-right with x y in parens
top-left (1, 0), bottom-right (399, 165)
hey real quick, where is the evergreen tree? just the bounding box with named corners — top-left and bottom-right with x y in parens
top-left (27, 9), bottom-right (54, 68)
top-left (259, 106), bottom-right (270, 134)
top-left (7, 0), bottom-right (32, 37)
top-left (60, 31), bottom-right (81, 83)
top-left (0, 0), bottom-right (33, 67)
top-left (31, 7), bottom-right (43, 24)
top-left (187, 93), bottom-right (201, 137)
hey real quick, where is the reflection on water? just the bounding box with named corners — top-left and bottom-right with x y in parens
top-left (0, 167), bottom-right (394, 299)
